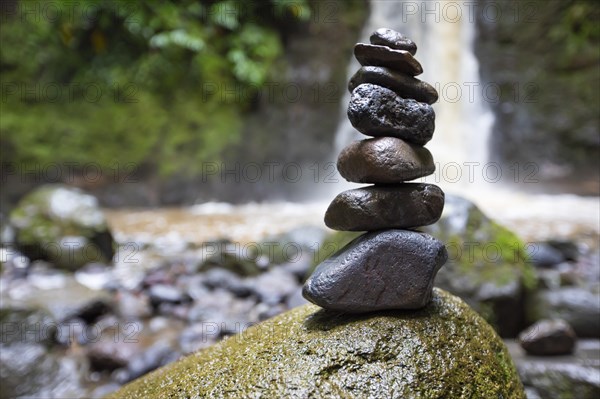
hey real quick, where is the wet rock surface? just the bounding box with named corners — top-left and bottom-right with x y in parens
top-left (325, 184), bottom-right (444, 231)
top-left (370, 28), bottom-right (417, 54)
top-left (111, 289), bottom-right (525, 399)
top-left (354, 43), bottom-right (423, 75)
top-left (303, 230), bottom-right (447, 312)
top-left (349, 66), bottom-right (438, 104)
top-left (348, 83), bottom-right (435, 144)
top-left (337, 137), bottom-right (435, 183)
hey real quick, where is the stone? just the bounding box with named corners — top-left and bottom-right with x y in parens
top-left (148, 284), bottom-right (190, 306)
top-left (347, 84), bottom-right (435, 144)
top-left (324, 184), bottom-right (444, 231)
top-left (526, 287), bottom-right (600, 338)
top-left (421, 195), bottom-right (536, 337)
top-left (354, 43), bottom-right (423, 75)
top-left (248, 268), bottom-right (299, 305)
top-left (518, 319), bottom-right (577, 356)
top-left (9, 184), bottom-right (114, 271)
top-left (338, 137), bottom-right (435, 183)
top-left (370, 28), bottom-right (417, 55)
top-left (303, 230), bottom-right (447, 312)
top-left (526, 242), bottom-right (567, 268)
top-left (349, 66), bottom-right (438, 104)
top-left (110, 289), bottom-right (525, 399)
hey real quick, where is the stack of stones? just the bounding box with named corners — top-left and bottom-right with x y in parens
top-left (303, 29), bottom-right (448, 313)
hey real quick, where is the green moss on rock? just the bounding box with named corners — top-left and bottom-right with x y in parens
top-left (111, 288), bottom-right (524, 399)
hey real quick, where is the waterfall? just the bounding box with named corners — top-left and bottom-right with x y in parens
top-left (333, 0), bottom-right (494, 190)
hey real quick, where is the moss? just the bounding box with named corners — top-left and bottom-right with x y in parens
top-left (111, 289), bottom-right (525, 399)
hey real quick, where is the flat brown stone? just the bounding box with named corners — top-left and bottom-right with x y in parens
top-left (354, 43), bottom-right (423, 76)
top-left (349, 66), bottom-right (438, 104)
top-left (324, 184), bottom-right (444, 231)
top-left (370, 28), bottom-right (417, 55)
top-left (337, 137), bottom-right (435, 183)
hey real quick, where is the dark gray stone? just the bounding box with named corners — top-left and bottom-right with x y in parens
top-left (302, 230), bottom-right (447, 312)
top-left (370, 28), bottom-right (417, 55)
top-left (338, 137), bottom-right (434, 184)
top-left (354, 43), bottom-right (423, 75)
top-left (348, 83), bottom-right (435, 144)
top-left (349, 66), bottom-right (438, 104)
top-left (519, 319), bottom-right (577, 356)
top-left (324, 184), bottom-right (444, 231)
top-left (527, 243), bottom-right (566, 268)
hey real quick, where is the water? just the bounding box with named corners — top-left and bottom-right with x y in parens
top-left (333, 0), bottom-right (495, 191)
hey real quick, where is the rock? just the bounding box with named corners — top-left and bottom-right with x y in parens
top-left (526, 287), bottom-right (600, 338)
top-left (200, 240), bottom-right (262, 276)
top-left (120, 341), bottom-right (176, 383)
top-left (354, 43), bottom-right (423, 75)
top-left (519, 319), bottom-right (577, 356)
top-left (303, 230), bottom-right (447, 312)
top-left (9, 184), bottom-right (114, 271)
top-left (115, 290), bottom-right (152, 320)
top-left (110, 289), bottom-right (525, 399)
top-left (349, 66), bottom-right (438, 104)
top-left (347, 84), bottom-right (435, 144)
top-left (337, 137), bottom-right (435, 183)
top-left (201, 268), bottom-right (252, 297)
top-left (506, 339), bottom-right (600, 399)
top-left (87, 326), bottom-right (142, 371)
top-left (370, 28), bottom-right (417, 55)
top-left (148, 284), bottom-right (190, 307)
top-left (421, 195), bottom-right (536, 337)
top-left (527, 242), bottom-right (566, 268)
top-left (285, 287), bottom-right (309, 309)
top-left (324, 184), bottom-right (444, 231)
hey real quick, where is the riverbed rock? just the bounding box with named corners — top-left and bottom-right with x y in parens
top-left (421, 195), bottom-right (536, 337)
top-left (526, 286), bottom-right (600, 338)
top-left (349, 66), bottom-right (438, 104)
top-left (370, 28), bottom-right (417, 55)
top-left (338, 137), bottom-right (435, 183)
top-left (303, 230), bottom-right (447, 312)
top-left (110, 289), bottom-right (525, 399)
top-left (518, 319), bottom-right (577, 356)
top-left (348, 84), bottom-right (435, 144)
top-left (324, 184), bottom-right (444, 231)
top-left (354, 43), bottom-right (423, 75)
top-left (9, 185), bottom-right (114, 271)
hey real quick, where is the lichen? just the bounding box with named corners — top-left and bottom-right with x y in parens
top-left (111, 289), bottom-right (525, 399)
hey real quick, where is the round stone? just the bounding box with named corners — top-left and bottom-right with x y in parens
top-left (324, 184), bottom-right (444, 231)
top-left (303, 229), bottom-right (447, 312)
top-left (347, 83), bottom-right (435, 144)
top-left (370, 28), bottom-right (417, 55)
top-left (349, 66), bottom-right (438, 104)
top-left (354, 43), bottom-right (423, 75)
top-left (337, 137), bottom-right (435, 183)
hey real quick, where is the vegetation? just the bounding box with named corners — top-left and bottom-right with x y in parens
top-left (0, 0), bottom-right (310, 176)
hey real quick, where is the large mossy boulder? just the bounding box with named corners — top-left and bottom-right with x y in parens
top-left (421, 195), bottom-right (536, 337)
top-left (112, 289), bottom-right (524, 398)
top-left (9, 185), bottom-right (114, 271)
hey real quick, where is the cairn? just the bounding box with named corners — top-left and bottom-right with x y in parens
top-left (303, 29), bottom-right (447, 312)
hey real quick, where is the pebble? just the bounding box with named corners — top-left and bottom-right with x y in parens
top-left (519, 319), bottom-right (577, 356)
top-left (354, 43), bottom-right (423, 75)
top-left (348, 83), bottom-right (435, 144)
top-left (349, 66), bottom-right (438, 104)
top-left (303, 230), bottom-right (447, 312)
top-left (370, 28), bottom-right (417, 55)
top-left (324, 184), bottom-right (445, 231)
top-left (337, 137), bottom-right (435, 183)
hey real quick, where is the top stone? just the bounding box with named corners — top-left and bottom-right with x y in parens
top-left (370, 28), bottom-right (417, 55)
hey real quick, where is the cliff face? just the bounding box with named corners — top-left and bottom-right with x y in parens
top-left (475, 0), bottom-right (599, 194)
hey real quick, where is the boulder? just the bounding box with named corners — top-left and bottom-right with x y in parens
top-left (111, 289), bottom-right (525, 399)
top-left (9, 185), bottom-right (114, 271)
top-left (420, 195), bottom-right (536, 337)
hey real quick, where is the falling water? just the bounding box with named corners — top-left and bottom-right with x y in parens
top-left (333, 0), bottom-right (494, 190)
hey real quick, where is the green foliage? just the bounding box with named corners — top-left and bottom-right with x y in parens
top-left (550, 0), bottom-right (600, 59)
top-left (0, 0), bottom-right (309, 175)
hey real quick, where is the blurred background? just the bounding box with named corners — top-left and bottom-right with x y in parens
top-left (1, 1), bottom-right (599, 398)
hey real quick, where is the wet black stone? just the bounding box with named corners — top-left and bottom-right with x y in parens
top-left (349, 66), bottom-right (438, 104)
top-left (303, 230), bottom-right (447, 312)
top-left (519, 319), bottom-right (577, 356)
top-left (324, 184), bottom-right (445, 231)
top-left (347, 83), bottom-right (435, 144)
top-left (354, 43), bottom-right (423, 75)
top-left (370, 28), bottom-right (417, 55)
